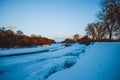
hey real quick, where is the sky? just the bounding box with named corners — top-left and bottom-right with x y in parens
top-left (0, 0), bottom-right (100, 42)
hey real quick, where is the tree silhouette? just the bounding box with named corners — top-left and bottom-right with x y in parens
top-left (86, 23), bottom-right (97, 40)
top-left (86, 22), bottom-right (108, 41)
top-left (98, 0), bottom-right (120, 41)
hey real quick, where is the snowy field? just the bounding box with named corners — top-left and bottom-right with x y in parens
top-left (47, 42), bottom-right (120, 80)
top-left (0, 43), bottom-right (86, 80)
top-left (0, 42), bottom-right (120, 80)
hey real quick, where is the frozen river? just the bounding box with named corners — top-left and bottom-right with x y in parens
top-left (0, 43), bottom-right (86, 80)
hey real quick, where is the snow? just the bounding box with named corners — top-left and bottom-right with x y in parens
top-left (0, 43), bottom-right (64, 57)
top-left (47, 42), bottom-right (120, 80)
top-left (0, 42), bottom-right (120, 80)
top-left (0, 43), bottom-right (86, 80)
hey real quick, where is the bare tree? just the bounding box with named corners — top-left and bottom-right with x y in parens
top-left (73, 34), bottom-right (79, 41)
top-left (86, 22), bottom-right (107, 41)
top-left (98, 0), bottom-right (120, 41)
top-left (113, 24), bottom-right (120, 39)
top-left (86, 23), bottom-right (97, 40)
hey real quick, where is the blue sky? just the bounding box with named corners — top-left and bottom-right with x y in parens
top-left (0, 0), bottom-right (100, 41)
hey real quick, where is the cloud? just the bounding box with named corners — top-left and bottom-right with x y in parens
top-left (7, 25), bottom-right (16, 29)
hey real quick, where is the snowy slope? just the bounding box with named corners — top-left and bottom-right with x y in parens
top-left (0, 43), bottom-right (86, 80)
top-left (47, 42), bottom-right (120, 80)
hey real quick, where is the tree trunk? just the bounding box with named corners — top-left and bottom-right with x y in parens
top-left (109, 24), bottom-right (113, 41)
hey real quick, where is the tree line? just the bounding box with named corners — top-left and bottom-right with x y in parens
top-left (1, 0), bottom-right (120, 48)
top-left (63, 0), bottom-right (120, 45)
top-left (62, 34), bottom-right (91, 45)
top-left (86, 0), bottom-right (120, 41)
top-left (0, 27), bottom-right (55, 49)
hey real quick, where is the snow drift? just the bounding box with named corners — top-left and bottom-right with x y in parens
top-left (0, 43), bottom-right (86, 80)
top-left (47, 42), bottom-right (120, 80)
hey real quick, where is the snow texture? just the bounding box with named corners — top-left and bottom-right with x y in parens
top-left (0, 43), bottom-right (86, 80)
top-left (1, 42), bottom-right (119, 80)
top-left (0, 44), bottom-right (64, 57)
top-left (47, 42), bottom-right (120, 80)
